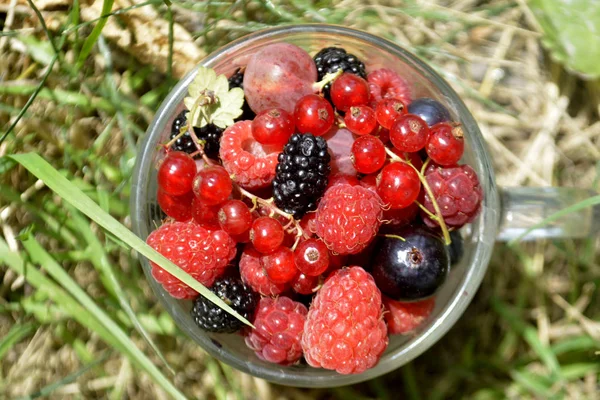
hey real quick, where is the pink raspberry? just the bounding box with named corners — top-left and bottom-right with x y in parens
top-left (422, 163), bottom-right (483, 228)
top-left (367, 68), bottom-right (412, 105)
top-left (244, 296), bottom-right (308, 365)
top-left (219, 120), bottom-right (279, 189)
top-left (383, 296), bottom-right (435, 335)
top-left (146, 222), bottom-right (237, 299)
top-left (239, 245), bottom-right (289, 296)
top-left (315, 184), bottom-right (383, 254)
top-left (302, 267), bottom-right (388, 374)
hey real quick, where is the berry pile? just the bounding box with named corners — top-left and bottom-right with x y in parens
top-left (147, 43), bottom-right (484, 375)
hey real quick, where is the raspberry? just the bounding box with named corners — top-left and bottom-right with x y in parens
top-left (220, 121), bottom-right (279, 189)
top-left (244, 296), bottom-right (308, 365)
top-left (383, 296), bottom-right (435, 335)
top-left (422, 163), bottom-right (483, 228)
top-left (146, 222), bottom-right (237, 299)
top-left (239, 245), bottom-right (289, 296)
top-left (315, 184), bottom-right (383, 254)
top-left (302, 267), bottom-right (388, 374)
top-left (191, 276), bottom-right (259, 333)
top-left (367, 68), bottom-right (412, 105)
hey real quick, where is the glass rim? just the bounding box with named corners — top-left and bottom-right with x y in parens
top-left (131, 23), bottom-right (499, 387)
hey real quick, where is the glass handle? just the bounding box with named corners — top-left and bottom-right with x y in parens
top-left (496, 187), bottom-right (600, 242)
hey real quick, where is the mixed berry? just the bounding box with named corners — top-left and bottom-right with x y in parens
top-left (146, 43), bottom-right (484, 375)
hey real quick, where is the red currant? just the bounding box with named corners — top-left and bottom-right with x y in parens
top-left (376, 98), bottom-right (406, 129)
top-left (262, 246), bottom-right (296, 284)
top-left (344, 106), bottom-right (377, 136)
top-left (157, 151), bottom-right (196, 195)
top-left (390, 114), bottom-right (429, 153)
top-left (374, 126), bottom-right (390, 144)
top-left (252, 108), bottom-right (295, 146)
top-left (250, 216), bottom-right (285, 254)
top-left (218, 200), bottom-right (253, 235)
top-left (377, 162), bottom-right (421, 209)
top-left (191, 197), bottom-right (220, 230)
top-left (291, 271), bottom-right (320, 294)
top-left (157, 188), bottom-right (193, 221)
top-left (351, 135), bottom-right (386, 174)
top-left (294, 94), bottom-right (334, 136)
top-left (425, 123), bottom-right (465, 166)
top-left (192, 165), bottom-right (232, 206)
top-left (330, 73), bottom-right (370, 111)
top-left (294, 238), bottom-right (330, 276)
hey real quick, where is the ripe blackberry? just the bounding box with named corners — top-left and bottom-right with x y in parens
top-left (313, 47), bottom-right (366, 98)
top-left (194, 123), bottom-right (224, 158)
top-left (168, 111), bottom-right (223, 158)
top-left (191, 276), bottom-right (258, 333)
top-left (273, 133), bottom-right (331, 218)
top-left (169, 111), bottom-right (196, 154)
top-left (228, 68), bottom-right (256, 121)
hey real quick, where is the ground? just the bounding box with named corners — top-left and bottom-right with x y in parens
top-left (0, 0), bottom-right (599, 399)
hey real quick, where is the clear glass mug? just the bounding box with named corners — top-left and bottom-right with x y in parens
top-left (130, 25), bottom-right (598, 387)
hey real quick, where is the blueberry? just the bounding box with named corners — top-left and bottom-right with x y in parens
top-left (447, 230), bottom-right (464, 266)
top-left (407, 98), bottom-right (451, 127)
top-left (371, 225), bottom-right (449, 301)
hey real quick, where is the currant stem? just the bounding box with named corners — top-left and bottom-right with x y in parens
top-left (312, 68), bottom-right (343, 93)
top-left (237, 187), bottom-right (305, 239)
top-left (383, 147), bottom-right (451, 245)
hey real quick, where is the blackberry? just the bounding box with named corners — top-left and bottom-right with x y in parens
top-left (313, 47), bottom-right (367, 99)
top-left (194, 123), bottom-right (224, 158)
top-left (191, 276), bottom-right (258, 333)
top-left (169, 111), bottom-right (196, 154)
top-left (168, 111), bottom-right (223, 158)
top-left (273, 133), bottom-right (330, 218)
top-left (228, 68), bottom-right (256, 121)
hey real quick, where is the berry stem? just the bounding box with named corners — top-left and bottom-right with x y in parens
top-left (237, 187), bottom-right (305, 239)
top-left (384, 147), bottom-right (452, 245)
top-left (312, 69), bottom-right (343, 93)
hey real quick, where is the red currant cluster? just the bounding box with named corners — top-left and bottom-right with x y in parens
top-left (146, 43), bottom-right (484, 375)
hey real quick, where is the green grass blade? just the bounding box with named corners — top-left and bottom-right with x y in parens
top-left (15, 353), bottom-right (110, 400)
top-left (491, 297), bottom-right (562, 380)
top-left (14, 237), bottom-right (187, 400)
top-left (509, 195), bottom-right (600, 244)
top-left (76, 0), bottom-right (115, 69)
top-left (560, 363), bottom-right (599, 380)
top-left (65, 205), bottom-right (175, 374)
top-left (0, 322), bottom-right (36, 361)
top-left (9, 152), bottom-right (252, 327)
top-left (510, 369), bottom-right (555, 398)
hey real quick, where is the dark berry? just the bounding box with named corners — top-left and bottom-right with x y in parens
top-left (313, 47), bottom-right (367, 99)
top-left (371, 225), bottom-right (449, 301)
top-left (169, 111), bottom-right (196, 154)
top-left (168, 111), bottom-right (223, 158)
top-left (273, 133), bottom-right (331, 218)
top-left (191, 276), bottom-right (258, 333)
top-left (407, 98), bottom-right (452, 127)
top-left (228, 68), bottom-right (256, 121)
top-left (447, 230), bottom-right (464, 266)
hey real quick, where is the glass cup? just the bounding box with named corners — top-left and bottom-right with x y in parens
top-left (130, 24), bottom-right (599, 387)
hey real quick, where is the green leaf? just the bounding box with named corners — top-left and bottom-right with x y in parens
top-left (184, 66), bottom-right (243, 128)
top-left (528, 0), bottom-right (600, 78)
top-left (211, 88), bottom-right (245, 128)
top-left (8, 152), bottom-right (252, 328)
top-left (77, 0), bottom-right (115, 68)
top-left (0, 238), bottom-right (187, 400)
